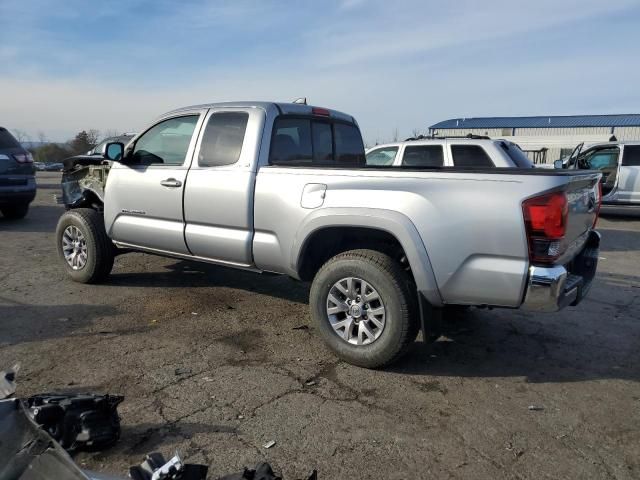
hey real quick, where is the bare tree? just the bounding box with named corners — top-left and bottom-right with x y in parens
top-left (102, 129), bottom-right (120, 139)
top-left (411, 128), bottom-right (423, 138)
top-left (12, 129), bottom-right (30, 144)
top-left (392, 127), bottom-right (399, 142)
top-left (37, 131), bottom-right (47, 144)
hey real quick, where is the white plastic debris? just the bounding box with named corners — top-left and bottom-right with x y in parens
top-left (263, 440), bottom-right (276, 449)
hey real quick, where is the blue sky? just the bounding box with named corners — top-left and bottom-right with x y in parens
top-left (1, 0), bottom-right (639, 144)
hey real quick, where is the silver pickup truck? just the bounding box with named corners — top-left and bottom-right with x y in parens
top-left (56, 101), bottom-right (602, 368)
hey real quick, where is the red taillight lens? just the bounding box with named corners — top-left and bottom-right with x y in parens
top-left (13, 152), bottom-right (34, 163)
top-left (311, 107), bottom-right (330, 117)
top-left (593, 182), bottom-right (602, 228)
top-left (523, 191), bottom-right (568, 264)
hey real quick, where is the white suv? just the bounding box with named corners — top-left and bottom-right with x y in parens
top-left (366, 137), bottom-right (533, 169)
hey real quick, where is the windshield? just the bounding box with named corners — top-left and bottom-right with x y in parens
top-left (499, 141), bottom-right (534, 168)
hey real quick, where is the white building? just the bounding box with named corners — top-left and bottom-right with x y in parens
top-left (429, 114), bottom-right (640, 164)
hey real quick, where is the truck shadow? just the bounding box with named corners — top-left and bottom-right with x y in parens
top-left (109, 260), bottom-right (310, 305)
top-left (391, 274), bottom-right (639, 383)
top-left (0, 299), bottom-right (120, 346)
top-left (0, 205), bottom-right (61, 233)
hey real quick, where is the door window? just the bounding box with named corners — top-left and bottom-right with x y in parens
top-left (366, 147), bottom-right (398, 166)
top-left (582, 149), bottom-right (619, 170)
top-left (401, 145), bottom-right (444, 167)
top-left (450, 144), bottom-right (494, 167)
top-left (622, 145), bottom-right (640, 166)
top-left (198, 112), bottom-right (249, 167)
top-left (132, 115), bottom-right (199, 165)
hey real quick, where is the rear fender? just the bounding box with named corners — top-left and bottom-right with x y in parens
top-left (292, 207), bottom-right (443, 307)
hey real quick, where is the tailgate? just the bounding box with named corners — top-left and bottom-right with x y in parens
top-left (560, 172), bottom-right (601, 261)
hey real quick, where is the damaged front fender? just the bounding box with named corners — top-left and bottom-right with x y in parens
top-left (61, 156), bottom-right (111, 209)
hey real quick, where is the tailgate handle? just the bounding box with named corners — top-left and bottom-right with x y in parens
top-left (160, 178), bottom-right (182, 188)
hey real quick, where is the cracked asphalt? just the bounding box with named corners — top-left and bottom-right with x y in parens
top-left (1, 172), bottom-right (639, 479)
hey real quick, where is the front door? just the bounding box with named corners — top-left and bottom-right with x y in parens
top-left (579, 147), bottom-right (621, 197)
top-left (105, 112), bottom-right (204, 254)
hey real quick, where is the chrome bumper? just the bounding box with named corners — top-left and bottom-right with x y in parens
top-left (522, 230), bottom-right (600, 312)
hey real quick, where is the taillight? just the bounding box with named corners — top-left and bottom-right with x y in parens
top-left (593, 182), bottom-right (602, 228)
top-left (522, 191), bottom-right (568, 264)
top-left (13, 152), bottom-right (34, 163)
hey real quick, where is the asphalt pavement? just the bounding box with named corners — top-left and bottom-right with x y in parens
top-left (0, 172), bottom-right (638, 479)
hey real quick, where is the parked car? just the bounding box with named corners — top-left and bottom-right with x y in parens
top-left (44, 162), bottom-right (64, 172)
top-left (34, 162), bottom-right (46, 171)
top-left (87, 134), bottom-right (135, 156)
top-left (365, 136), bottom-right (534, 168)
top-left (0, 127), bottom-right (36, 219)
top-left (557, 141), bottom-right (640, 207)
top-left (56, 101), bottom-right (601, 368)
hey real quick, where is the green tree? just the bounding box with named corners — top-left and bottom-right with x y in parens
top-left (68, 129), bottom-right (100, 155)
top-left (32, 143), bottom-right (71, 163)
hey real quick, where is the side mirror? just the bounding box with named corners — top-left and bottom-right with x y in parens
top-left (105, 142), bottom-right (124, 161)
top-left (554, 159), bottom-right (564, 169)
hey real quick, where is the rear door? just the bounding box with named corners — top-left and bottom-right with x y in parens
top-left (183, 107), bottom-right (263, 266)
top-left (618, 145), bottom-right (640, 203)
top-left (105, 112), bottom-right (205, 254)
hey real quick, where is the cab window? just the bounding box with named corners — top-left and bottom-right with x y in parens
top-left (132, 115), bottom-right (199, 165)
top-left (198, 112), bottom-right (249, 167)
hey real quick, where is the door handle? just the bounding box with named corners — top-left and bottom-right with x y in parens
top-left (160, 178), bottom-right (182, 188)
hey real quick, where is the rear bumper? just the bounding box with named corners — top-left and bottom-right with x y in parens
top-left (0, 177), bottom-right (37, 205)
top-left (521, 230), bottom-right (600, 312)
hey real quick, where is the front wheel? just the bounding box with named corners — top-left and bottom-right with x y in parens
top-left (55, 208), bottom-right (114, 283)
top-left (309, 249), bottom-right (419, 368)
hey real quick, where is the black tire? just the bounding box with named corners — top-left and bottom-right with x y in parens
top-left (309, 249), bottom-right (419, 369)
top-left (55, 208), bottom-right (114, 283)
top-left (1, 203), bottom-right (29, 219)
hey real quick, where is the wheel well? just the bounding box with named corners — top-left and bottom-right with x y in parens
top-left (66, 190), bottom-right (104, 211)
top-left (297, 227), bottom-right (412, 281)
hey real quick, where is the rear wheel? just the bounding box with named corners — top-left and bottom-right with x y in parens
top-left (55, 208), bottom-right (114, 283)
top-left (1, 203), bottom-right (29, 219)
top-left (309, 249), bottom-right (419, 368)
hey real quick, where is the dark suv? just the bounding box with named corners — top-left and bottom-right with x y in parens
top-left (0, 127), bottom-right (36, 219)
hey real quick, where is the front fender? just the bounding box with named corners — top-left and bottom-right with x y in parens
top-left (291, 207), bottom-right (443, 307)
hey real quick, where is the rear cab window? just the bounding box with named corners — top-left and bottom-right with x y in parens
top-left (269, 116), bottom-right (365, 167)
top-left (450, 144), bottom-right (494, 167)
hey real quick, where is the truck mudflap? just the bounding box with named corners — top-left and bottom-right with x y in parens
top-left (521, 230), bottom-right (600, 312)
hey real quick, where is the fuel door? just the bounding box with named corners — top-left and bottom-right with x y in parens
top-left (301, 183), bottom-right (327, 209)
